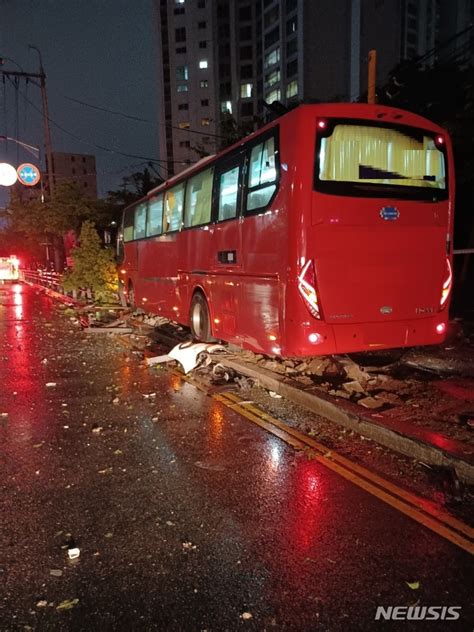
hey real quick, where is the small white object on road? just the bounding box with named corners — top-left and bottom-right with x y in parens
top-left (67, 547), bottom-right (80, 560)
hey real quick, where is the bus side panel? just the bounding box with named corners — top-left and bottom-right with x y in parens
top-left (121, 242), bottom-right (139, 300)
top-left (180, 226), bottom-right (214, 327)
top-left (136, 234), bottom-right (180, 318)
top-left (239, 200), bottom-right (288, 354)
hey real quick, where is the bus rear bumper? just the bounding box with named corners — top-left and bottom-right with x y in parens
top-left (284, 316), bottom-right (448, 356)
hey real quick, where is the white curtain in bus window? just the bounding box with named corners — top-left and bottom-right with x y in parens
top-left (218, 166), bottom-right (240, 221)
top-left (123, 208), bottom-right (135, 242)
top-left (184, 167), bottom-right (214, 227)
top-left (164, 183), bottom-right (185, 232)
top-left (134, 202), bottom-right (147, 239)
top-left (319, 125), bottom-right (445, 188)
top-left (247, 136), bottom-right (277, 211)
top-left (147, 194), bottom-right (163, 236)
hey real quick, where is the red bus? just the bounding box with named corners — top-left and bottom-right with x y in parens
top-left (117, 103), bottom-right (453, 357)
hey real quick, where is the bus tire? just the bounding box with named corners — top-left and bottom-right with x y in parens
top-left (189, 292), bottom-right (215, 342)
top-left (127, 282), bottom-right (136, 309)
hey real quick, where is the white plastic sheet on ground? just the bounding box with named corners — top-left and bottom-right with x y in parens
top-left (147, 342), bottom-right (226, 374)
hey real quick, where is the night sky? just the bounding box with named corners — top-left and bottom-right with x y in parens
top-left (0, 0), bottom-right (160, 206)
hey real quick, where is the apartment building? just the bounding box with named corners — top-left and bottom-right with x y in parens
top-left (156, 0), bottom-right (473, 176)
top-left (51, 152), bottom-right (98, 199)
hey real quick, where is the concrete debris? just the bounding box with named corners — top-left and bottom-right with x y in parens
top-left (342, 380), bottom-right (366, 395)
top-left (258, 359), bottom-right (288, 375)
top-left (374, 392), bottom-right (404, 406)
top-left (358, 396), bottom-right (385, 409)
top-left (340, 359), bottom-right (370, 386)
top-left (329, 389), bottom-right (352, 399)
top-left (371, 375), bottom-right (408, 392)
top-left (306, 357), bottom-right (345, 378)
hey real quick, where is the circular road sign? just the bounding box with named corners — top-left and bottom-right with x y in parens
top-left (17, 163), bottom-right (41, 187)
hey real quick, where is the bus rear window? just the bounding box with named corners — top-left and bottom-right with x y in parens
top-left (315, 122), bottom-right (447, 200)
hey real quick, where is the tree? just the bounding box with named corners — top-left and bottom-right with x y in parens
top-left (7, 181), bottom-right (110, 271)
top-left (62, 220), bottom-right (118, 304)
top-left (105, 166), bottom-right (164, 210)
top-left (218, 112), bottom-right (242, 151)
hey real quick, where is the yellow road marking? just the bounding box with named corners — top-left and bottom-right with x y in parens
top-left (221, 391), bottom-right (474, 542)
top-left (174, 370), bottom-right (474, 555)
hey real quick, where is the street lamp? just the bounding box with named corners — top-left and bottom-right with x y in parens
top-left (0, 163), bottom-right (18, 186)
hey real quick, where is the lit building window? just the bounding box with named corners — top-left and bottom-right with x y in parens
top-left (176, 65), bottom-right (189, 80)
top-left (177, 84), bottom-right (189, 92)
top-left (201, 118), bottom-right (210, 126)
top-left (178, 121), bottom-right (190, 129)
top-left (200, 80), bottom-right (208, 88)
top-left (265, 69), bottom-right (280, 88)
top-left (265, 88), bottom-right (281, 103)
top-left (220, 100), bottom-right (232, 113)
top-left (240, 83), bottom-right (253, 98)
top-left (286, 80), bottom-right (298, 98)
top-left (264, 47), bottom-right (280, 69)
top-left (199, 60), bottom-right (208, 69)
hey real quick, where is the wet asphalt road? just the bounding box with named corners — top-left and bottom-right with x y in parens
top-left (0, 283), bottom-right (473, 632)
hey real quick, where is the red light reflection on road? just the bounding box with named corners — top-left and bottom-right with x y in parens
top-left (288, 460), bottom-right (323, 554)
top-left (12, 283), bottom-right (23, 320)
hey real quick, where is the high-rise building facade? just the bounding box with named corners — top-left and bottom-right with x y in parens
top-left (51, 152), bottom-right (98, 199)
top-left (156, 0), bottom-right (473, 176)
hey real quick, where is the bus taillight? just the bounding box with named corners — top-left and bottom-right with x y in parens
top-left (440, 257), bottom-right (452, 309)
top-left (298, 260), bottom-right (321, 319)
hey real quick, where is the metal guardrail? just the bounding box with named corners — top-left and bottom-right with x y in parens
top-left (20, 269), bottom-right (93, 302)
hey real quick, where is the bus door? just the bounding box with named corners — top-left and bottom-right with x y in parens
top-left (239, 131), bottom-right (282, 353)
top-left (209, 152), bottom-right (245, 340)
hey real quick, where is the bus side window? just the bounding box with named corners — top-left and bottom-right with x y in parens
top-left (184, 167), bottom-right (214, 227)
top-left (218, 166), bottom-right (240, 221)
top-left (134, 202), bottom-right (147, 239)
top-left (123, 208), bottom-right (135, 242)
top-left (164, 182), bottom-right (185, 232)
top-left (147, 194), bottom-right (163, 236)
top-left (245, 134), bottom-right (278, 212)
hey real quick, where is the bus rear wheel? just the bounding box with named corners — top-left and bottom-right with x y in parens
top-left (190, 292), bottom-right (214, 342)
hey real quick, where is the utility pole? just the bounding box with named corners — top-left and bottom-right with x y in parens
top-left (1, 48), bottom-right (55, 198)
top-left (368, 49), bottom-right (377, 104)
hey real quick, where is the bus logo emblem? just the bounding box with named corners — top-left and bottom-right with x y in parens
top-left (380, 206), bottom-right (399, 221)
top-left (380, 306), bottom-right (393, 314)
